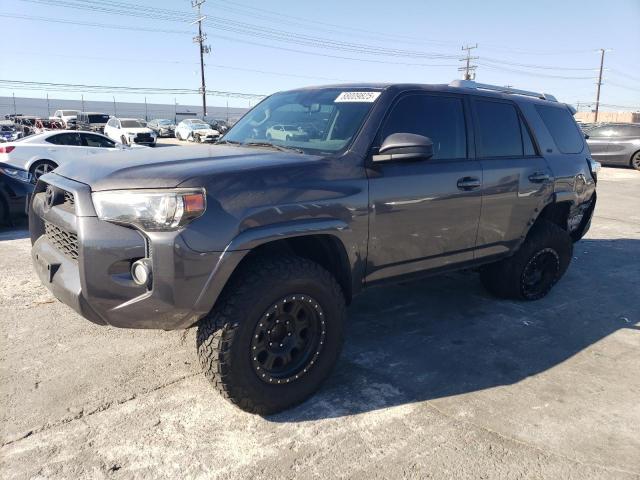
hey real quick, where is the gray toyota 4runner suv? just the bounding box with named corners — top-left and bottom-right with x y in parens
top-left (30, 80), bottom-right (597, 414)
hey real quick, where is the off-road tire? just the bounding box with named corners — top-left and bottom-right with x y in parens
top-left (480, 220), bottom-right (573, 301)
top-left (196, 254), bottom-right (346, 414)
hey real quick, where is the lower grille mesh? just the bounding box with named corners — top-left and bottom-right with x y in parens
top-left (45, 222), bottom-right (79, 260)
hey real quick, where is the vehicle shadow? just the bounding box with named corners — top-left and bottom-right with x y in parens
top-left (271, 238), bottom-right (639, 422)
top-left (0, 217), bottom-right (29, 240)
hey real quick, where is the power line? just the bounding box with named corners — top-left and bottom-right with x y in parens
top-left (0, 13), bottom-right (461, 68)
top-left (0, 79), bottom-right (265, 99)
top-left (11, 50), bottom-right (358, 82)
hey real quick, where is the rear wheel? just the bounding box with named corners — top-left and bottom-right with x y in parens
top-left (197, 254), bottom-right (345, 414)
top-left (480, 220), bottom-right (573, 301)
top-left (631, 150), bottom-right (640, 171)
top-left (30, 160), bottom-right (58, 182)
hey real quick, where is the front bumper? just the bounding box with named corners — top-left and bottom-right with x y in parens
top-left (29, 174), bottom-right (245, 330)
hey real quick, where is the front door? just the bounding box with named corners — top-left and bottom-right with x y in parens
top-left (366, 92), bottom-right (482, 284)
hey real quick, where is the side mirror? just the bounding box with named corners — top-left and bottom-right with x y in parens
top-left (372, 133), bottom-right (434, 162)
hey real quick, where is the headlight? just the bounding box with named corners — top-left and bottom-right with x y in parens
top-left (0, 165), bottom-right (31, 182)
top-left (92, 189), bottom-right (206, 231)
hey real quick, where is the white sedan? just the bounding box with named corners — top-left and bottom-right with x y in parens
top-left (175, 119), bottom-right (220, 143)
top-left (104, 118), bottom-right (157, 146)
top-left (265, 124), bottom-right (308, 142)
top-left (0, 130), bottom-right (130, 181)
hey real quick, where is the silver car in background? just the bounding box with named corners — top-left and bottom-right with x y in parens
top-left (586, 123), bottom-right (640, 170)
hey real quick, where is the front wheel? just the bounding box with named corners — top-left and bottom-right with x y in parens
top-left (197, 255), bottom-right (345, 414)
top-left (480, 220), bottom-right (573, 301)
top-left (630, 150), bottom-right (640, 171)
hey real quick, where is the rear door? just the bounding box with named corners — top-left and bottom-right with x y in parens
top-left (366, 92), bottom-right (482, 283)
top-left (472, 97), bottom-right (553, 259)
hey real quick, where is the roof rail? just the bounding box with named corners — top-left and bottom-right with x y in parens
top-left (449, 79), bottom-right (558, 102)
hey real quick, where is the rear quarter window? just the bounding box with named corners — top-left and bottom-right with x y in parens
top-left (536, 105), bottom-right (584, 154)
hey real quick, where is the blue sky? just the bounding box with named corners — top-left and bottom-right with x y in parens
top-left (2, 0), bottom-right (639, 110)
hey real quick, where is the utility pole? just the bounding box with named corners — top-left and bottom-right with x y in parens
top-left (113, 96), bottom-right (117, 117)
top-left (174, 97), bottom-right (177, 124)
top-left (144, 97), bottom-right (148, 120)
top-left (594, 48), bottom-right (608, 123)
top-left (81, 94), bottom-right (85, 112)
top-left (12, 92), bottom-right (16, 116)
top-left (192, 0), bottom-right (211, 119)
top-left (459, 44), bottom-right (478, 80)
top-left (46, 93), bottom-right (50, 117)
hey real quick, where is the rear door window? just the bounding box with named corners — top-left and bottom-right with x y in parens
top-left (46, 133), bottom-right (82, 146)
top-left (81, 133), bottom-right (116, 148)
top-left (474, 100), bottom-right (523, 157)
top-left (381, 94), bottom-right (467, 160)
top-left (535, 105), bottom-right (584, 154)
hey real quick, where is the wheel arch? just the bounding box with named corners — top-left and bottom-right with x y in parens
top-left (28, 158), bottom-right (58, 174)
top-left (228, 232), bottom-right (353, 305)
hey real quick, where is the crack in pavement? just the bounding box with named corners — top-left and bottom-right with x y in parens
top-left (423, 399), bottom-right (640, 477)
top-left (1, 372), bottom-right (201, 448)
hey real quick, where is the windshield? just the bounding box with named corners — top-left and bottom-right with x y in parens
top-left (223, 88), bottom-right (381, 155)
top-left (121, 120), bottom-right (147, 128)
top-left (88, 114), bottom-right (110, 123)
top-left (62, 111), bottom-right (78, 116)
top-left (192, 124), bottom-right (210, 130)
top-left (156, 119), bottom-right (172, 125)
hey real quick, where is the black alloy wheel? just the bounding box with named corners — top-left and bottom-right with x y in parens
top-left (520, 248), bottom-right (560, 300)
top-left (250, 294), bottom-right (326, 385)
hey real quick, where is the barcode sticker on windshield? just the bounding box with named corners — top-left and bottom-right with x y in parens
top-left (334, 91), bottom-right (381, 103)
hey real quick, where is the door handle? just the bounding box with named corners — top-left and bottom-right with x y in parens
top-left (528, 172), bottom-right (550, 183)
top-left (457, 176), bottom-right (481, 191)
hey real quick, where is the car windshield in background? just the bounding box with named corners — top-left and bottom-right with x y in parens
top-left (222, 88), bottom-right (382, 155)
top-left (121, 120), bottom-right (146, 128)
top-left (156, 119), bottom-right (172, 125)
top-left (62, 111), bottom-right (77, 116)
top-left (192, 124), bottom-right (210, 130)
top-left (89, 114), bottom-right (110, 123)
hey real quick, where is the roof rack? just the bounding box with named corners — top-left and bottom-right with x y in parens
top-left (449, 79), bottom-right (558, 102)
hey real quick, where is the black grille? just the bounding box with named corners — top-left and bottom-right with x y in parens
top-left (45, 222), bottom-right (79, 260)
top-left (62, 190), bottom-right (75, 209)
top-left (134, 133), bottom-right (152, 143)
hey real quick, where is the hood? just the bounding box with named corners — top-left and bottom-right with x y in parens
top-left (192, 128), bottom-right (219, 136)
top-left (52, 144), bottom-right (322, 191)
top-left (123, 127), bottom-right (154, 134)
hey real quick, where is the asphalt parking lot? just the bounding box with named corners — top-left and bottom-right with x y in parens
top-left (1, 164), bottom-right (639, 479)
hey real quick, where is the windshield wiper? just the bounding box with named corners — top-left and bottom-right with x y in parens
top-left (243, 142), bottom-right (304, 154)
top-left (215, 139), bottom-right (241, 145)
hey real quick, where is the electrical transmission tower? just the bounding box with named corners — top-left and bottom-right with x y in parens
top-left (458, 44), bottom-right (478, 80)
top-left (191, 0), bottom-right (211, 117)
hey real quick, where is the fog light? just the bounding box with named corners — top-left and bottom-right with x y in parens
top-left (131, 259), bottom-right (152, 287)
